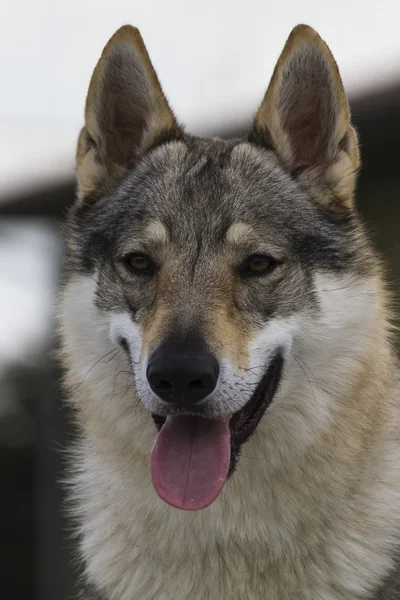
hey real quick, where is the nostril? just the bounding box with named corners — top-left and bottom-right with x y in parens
top-left (188, 379), bottom-right (204, 390)
top-left (156, 379), bottom-right (173, 391)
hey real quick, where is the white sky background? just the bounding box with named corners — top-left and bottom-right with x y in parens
top-left (0, 221), bottom-right (60, 367)
top-left (1, 0), bottom-right (400, 199)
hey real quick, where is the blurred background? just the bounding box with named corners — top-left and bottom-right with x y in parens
top-left (1, 1), bottom-right (400, 597)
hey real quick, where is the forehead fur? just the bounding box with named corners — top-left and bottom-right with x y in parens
top-left (66, 135), bottom-right (372, 281)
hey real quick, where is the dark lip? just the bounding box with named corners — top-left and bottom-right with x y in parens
top-left (151, 353), bottom-right (284, 476)
top-left (227, 353), bottom-right (283, 475)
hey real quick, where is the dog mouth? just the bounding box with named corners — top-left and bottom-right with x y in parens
top-left (150, 353), bottom-right (283, 511)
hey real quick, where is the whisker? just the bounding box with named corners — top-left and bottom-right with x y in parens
top-left (76, 348), bottom-right (120, 389)
top-left (293, 354), bottom-right (317, 407)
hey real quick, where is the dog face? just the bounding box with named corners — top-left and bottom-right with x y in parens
top-left (70, 135), bottom-right (364, 409)
top-left (61, 25), bottom-right (379, 509)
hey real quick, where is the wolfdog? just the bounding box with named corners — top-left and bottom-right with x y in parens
top-left (59, 24), bottom-right (400, 599)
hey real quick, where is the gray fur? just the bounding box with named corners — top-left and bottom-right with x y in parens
top-left (66, 136), bottom-right (371, 334)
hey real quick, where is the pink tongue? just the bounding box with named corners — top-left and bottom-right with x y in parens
top-left (151, 415), bottom-right (231, 510)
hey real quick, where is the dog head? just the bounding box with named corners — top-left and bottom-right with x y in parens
top-left (61, 25), bottom-right (383, 510)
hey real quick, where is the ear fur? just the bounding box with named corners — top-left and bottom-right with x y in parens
top-left (76, 25), bottom-right (182, 202)
top-left (250, 24), bottom-right (359, 210)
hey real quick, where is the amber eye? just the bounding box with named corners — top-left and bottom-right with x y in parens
top-left (240, 254), bottom-right (276, 277)
top-left (125, 253), bottom-right (154, 275)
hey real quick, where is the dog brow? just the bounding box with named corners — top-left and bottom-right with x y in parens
top-left (144, 220), bottom-right (169, 245)
top-left (225, 223), bottom-right (255, 246)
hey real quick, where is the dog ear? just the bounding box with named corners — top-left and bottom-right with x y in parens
top-left (76, 25), bottom-right (182, 202)
top-left (249, 25), bottom-right (359, 210)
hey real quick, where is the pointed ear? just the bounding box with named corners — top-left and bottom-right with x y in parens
top-left (76, 25), bottom-right (182, 202)
top-left (249, 25), bottom-right (359, 210)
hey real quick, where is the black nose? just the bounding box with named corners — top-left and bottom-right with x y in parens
top-left (146, 337), bottom-right (219, 407)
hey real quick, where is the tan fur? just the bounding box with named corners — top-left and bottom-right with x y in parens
top-left (143, 220), bottom-right (169, 246)
top-left (140, 300), bottom-right (173, 361)
top-left (205, 301), bottom-right (253, 369)
top-left (225, 222), bottom-right (258, 246)
top-left (134, 249), bottom-right (255, 370)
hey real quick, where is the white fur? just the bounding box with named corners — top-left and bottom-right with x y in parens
top-left (60, 270), bottom-right (400, 600)
top-left (107, 296), bottom-right (301, 419)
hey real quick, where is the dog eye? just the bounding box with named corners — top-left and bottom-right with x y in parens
top-left (240, 254), bottom-right (276, 277)
top-left (125, 253), bottom-right (155, 275)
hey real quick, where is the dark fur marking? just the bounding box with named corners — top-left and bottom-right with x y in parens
top-left (248, 124), bottom-right (275, 151)
top-left (146, 125), bottom-right (184, 153)
top-left (373, 556), bottom-right (400, 599)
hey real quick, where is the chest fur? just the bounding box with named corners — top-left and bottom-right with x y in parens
top-left (74, 442), bottom-right (399, 600)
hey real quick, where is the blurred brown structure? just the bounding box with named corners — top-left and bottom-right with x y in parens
top-left (0, 84), bottom-right (399, 599)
